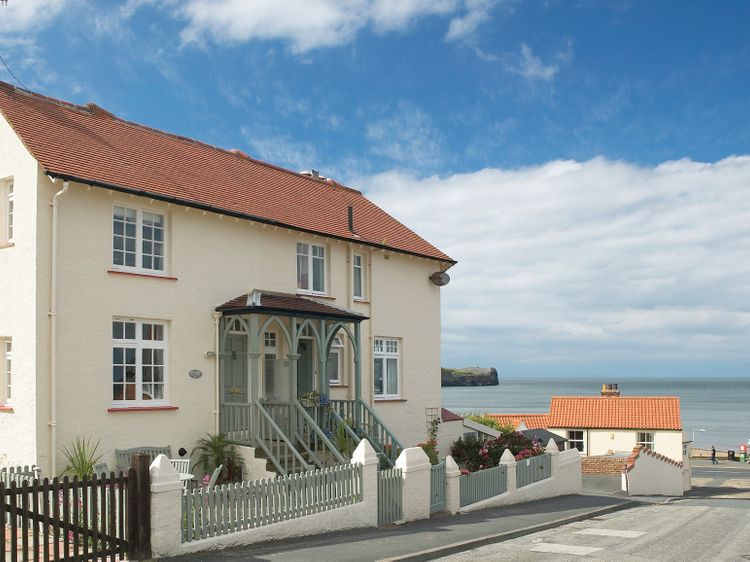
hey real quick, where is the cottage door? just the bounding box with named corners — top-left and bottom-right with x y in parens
top-left (223, 334), bottom-right (248, 403)
top-left (297, 339), bottom-right (314, 397)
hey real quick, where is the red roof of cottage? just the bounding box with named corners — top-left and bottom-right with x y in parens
top-left (485, 414), bottom-right (551, 430)
top-left (548, 397), bottom-right (682, 430)
top-left (440, 408), bottom-right (463, 422)
top-left (0, 81), bottom-right (453, 263)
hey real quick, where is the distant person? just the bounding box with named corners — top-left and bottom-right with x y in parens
top-left (711, 446), bottom-right (718, 464)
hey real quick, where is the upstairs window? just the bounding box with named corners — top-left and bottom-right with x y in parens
top-left (374, 338), bottom-right (399, 399)
top-left (297, 242), bottom-right (326, 294)
top-left (113, 206), bottom-right (166, 273)
top-left (637, 432), bottom-right (655, 451)
top-left (112, 319), bottom-right (167, 405)
top-left (2, 339), bottom-right (11, 404)
top-left (1, 180), bottom-right (13, 247)
top-left (328, 336), bottom-right (344, 385)
top-left (352, 253), bottom-right (365, 300)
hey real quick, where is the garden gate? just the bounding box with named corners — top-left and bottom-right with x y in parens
top-left (429, 461), bottom-right (446, 514)
top-left (377, 467), bottom-right (402, 525)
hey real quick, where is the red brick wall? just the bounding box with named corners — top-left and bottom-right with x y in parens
top-left (581, 455), bottom-right (627, 475)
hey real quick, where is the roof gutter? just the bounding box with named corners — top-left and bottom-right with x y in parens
top-left (45, 171), bottom-right (457, 267)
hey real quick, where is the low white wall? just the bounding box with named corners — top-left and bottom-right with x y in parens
top-left (460, 442), bottom-right (582, 513)
top-left (236, 445), bottom-right (275, 482)
top-left (623, 448), bottom-right (684, 497)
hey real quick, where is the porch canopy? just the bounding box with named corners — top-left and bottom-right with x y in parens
top-left (215, 290), bottom-right (368, 404)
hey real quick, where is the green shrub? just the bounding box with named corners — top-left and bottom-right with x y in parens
top-left (192, 433), bottom-right (244, 483)
top-left (61, 436), bottom-right (102, 478)
top-left (450, 432), bottom-right (543, 472)
top-left (464, 414), bottom-right (516, 435)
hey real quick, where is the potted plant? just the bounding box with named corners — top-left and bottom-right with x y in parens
top-left (300, 390), bottom-right (331, 409)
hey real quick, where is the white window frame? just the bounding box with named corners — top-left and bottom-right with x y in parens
top-left (352, 253), bottom-right (365, 300)
top-left (328, 336), bottom-right (344, 385)
top-left (567, 430), bottom-right (584, 452)
top-left (112, 318), bottom-right (168, 407)
top-left (296, 242), bottom-right (326, 295)
top-left (637, 431), bottom-right (655, 451)
top-left (2, 339), bottom-right (11, 404)
top-left (373, 337), bottom-right (400, 399)
top-left (263, 331), bottom-right (279, 400)
top-left (112, 204), bottom-right (168, 275)
top-left (6, 181), bottom-right (13, 244)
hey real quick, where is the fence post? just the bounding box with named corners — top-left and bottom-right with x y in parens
top-left (149, 454), bottom-right (183, 558)
top-left (395, 447), bottom-right (431, 522)
top-left (351, 439), bottom-right (379, 526)
top-left (545, 439), bottom-right (560, 476)
top-left (127, 453), bottom-right (152, 561)
top-left (500, 449), bottom-right (517, 496)
top-left (444, 455), bottom-right (461, 514)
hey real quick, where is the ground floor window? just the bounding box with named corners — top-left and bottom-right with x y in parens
top-left (567, 430), bottom-right (584, 452)
top-left (112, 319), bottom-right (167, 405)
top-left (637, 432), bottom-right (655, 450)
top-left (263, 331), bottom-right (279, 400)
top-left (328, 336), bottom-right (343, 385)
top-left (373, 337), bottom-right (399, 399)
top-left (2, 339), bottom-right (11, 404)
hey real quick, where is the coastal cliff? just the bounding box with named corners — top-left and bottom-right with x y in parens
top-left (441, 367), bottom-right (499, 387)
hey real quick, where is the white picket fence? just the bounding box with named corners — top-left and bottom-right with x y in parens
top-left (182, 463), bottom-right (363, 542)
top-left (0, 465), bottom-right (40, 487)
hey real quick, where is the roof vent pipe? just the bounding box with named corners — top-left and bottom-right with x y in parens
top-left (348, 206), bottom-right (354, 233)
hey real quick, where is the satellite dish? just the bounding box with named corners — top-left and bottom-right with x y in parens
top-left (429, 271), bottom-right (450, 286)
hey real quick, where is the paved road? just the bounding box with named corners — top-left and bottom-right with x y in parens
top-left (438, 498), bottom-right (750, 561)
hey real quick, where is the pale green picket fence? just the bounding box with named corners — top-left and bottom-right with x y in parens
top-left (0, 465), bottom-right (40, 486)
top-left (182, 463), bottom-right (363, 542)
top-left (377, 467), bottom-right (402, 525)
top-left (516, 453), bottom-right (551, 488)
top-left (459, 464), bottom-right (507, 507)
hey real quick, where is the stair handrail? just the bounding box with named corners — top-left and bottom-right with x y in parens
top-left (255, 400), bottom-right (312, 475)
top-left (292, 400), bottom-right (348, 466)
top-left (357, 399), bottom-right (404, 467)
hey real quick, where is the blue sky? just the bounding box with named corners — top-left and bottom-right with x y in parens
top-left (2, 1), bottom-right (749, 378)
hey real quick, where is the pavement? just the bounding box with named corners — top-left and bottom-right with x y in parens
top-left (165, 495), bottom-right (636, 562)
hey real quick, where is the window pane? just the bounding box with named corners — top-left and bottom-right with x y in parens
top-left (312, 245), bottom-right (325, 258)
top-left (297, 253), bottom-right (309, 290)
top-left (143, 324), bottom-right (153, 340)
top-left (353, 266), bottom-right (362, 298)
top-left (153, 385), bottom-right (164, 400)
top-left (153, 324), bottom-right (164, 341)
top-left (125, 348), bottom-right (136, 364)
top-left (124, 322), bottom-right (136, 339)
top-left (312, 256), bottom-right (324, 292)
top-left (374, 358), bottom-right (384, 395)
top-left (327, 350), bottom-right (340, 383)
top-left (386, 358), bottom-right (398, 395)
top-left (113, 348), bottom-right (123, 364)
top-left (113, 322), bottom-right (123, 339)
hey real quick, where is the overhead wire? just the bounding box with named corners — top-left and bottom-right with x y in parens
top-left (0, 52), bottom-right (31, 91)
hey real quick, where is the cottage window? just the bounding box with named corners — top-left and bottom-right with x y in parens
top-left (637, 432), bottom-right (654, 451)
top-left (373, 338), bottom-right (399, 399)
top-left (1, 179), bottom-right (13, 246)
top-left (263, 332), bottom-right (279, 400)
top-left (567, 430), bottom-right (584, 452)
top-left (113, 206), bottom-right (167, 273)
top-left (112, 319), bottom-right (167, 405)
top-left (2, 339), bottom-right (11, 404)
top-left (352, 253), bottom-right (365, 300)
top-left (328, 336), bottom-right (344, 385)
top-left (297, 242), bottom-right (326, 294)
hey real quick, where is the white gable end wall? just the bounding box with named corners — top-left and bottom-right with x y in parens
top-left (0, 113), bottom-right (41, 468)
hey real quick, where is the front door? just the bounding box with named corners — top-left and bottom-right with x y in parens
top-left (223, 334), bottom-right (248, 403)
top-left (297, 339), bottom-right (314, 397)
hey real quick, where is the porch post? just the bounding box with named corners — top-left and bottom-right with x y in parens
top-left (354, 321), bottom-right (362, 405)
top-left (318, 319), bottom-right (328, 396)
top-left (248, 314), bottom-right (260, 406)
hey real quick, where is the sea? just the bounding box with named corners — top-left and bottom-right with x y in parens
top-left (442, 376), bottom-right (750, 451)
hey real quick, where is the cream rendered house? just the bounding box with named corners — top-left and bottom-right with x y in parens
top-left (0, 81), bottom-right (455, 475)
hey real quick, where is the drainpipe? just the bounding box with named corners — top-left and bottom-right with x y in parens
top-left (212, 312), bottom-right (222, 434)
top-left (50, 179), bottom-right (69, 475)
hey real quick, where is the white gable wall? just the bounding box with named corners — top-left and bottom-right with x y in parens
top-left (549, 427), bottom-right (683, 462)
top-left (0, 113), bottom-right (42, 468)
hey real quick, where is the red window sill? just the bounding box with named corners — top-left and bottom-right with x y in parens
top-left (373, 399), bottom-right (407, 403)
top-left (0, 405), bottom-right (14, 413)
top-left (107, 406), bottom-right (179, 413)
top-left (107, 269), bottom-right (178, 281)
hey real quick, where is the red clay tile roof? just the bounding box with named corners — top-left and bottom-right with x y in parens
top-left (485, 414), bottom-right (551, 430)
top-left (441, 408), bottom-right (463, 422)
top-left (0, 81), bottom-right (453, 263)
top-left (548, 397), bottom-right (682, 430)
top-left (217, 290), bottom-right (367, 322)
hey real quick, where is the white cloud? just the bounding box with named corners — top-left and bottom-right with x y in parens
top-left (507, 43), bottom-right (560, 81)
top-left (0, 0), bottom-right (69, 34)
top-left (366, 102), bottom-right (444, 168)
top-left (445, 0), bottom-right (498, 42)
top-left (241, 129), bottom-right (318, 172)
top-left (174, 0), bottom-right (497, 53)
top-left (357, 156), bottom-right (750, 367)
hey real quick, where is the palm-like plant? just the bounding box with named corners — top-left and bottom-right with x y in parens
top-left (61, 436), bottom-right (102, 478)
top-left (192, 434), bottom-right (244, 483)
